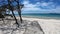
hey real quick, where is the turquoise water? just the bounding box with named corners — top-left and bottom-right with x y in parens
top-left (16, 14), bottom-right (60, 19)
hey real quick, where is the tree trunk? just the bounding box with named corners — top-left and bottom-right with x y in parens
top-left (17, 1), bottom-right (22, 23)
top-left (11, 10), bottom-right (19, 27)
top-left (7, 0), bottom-right (20, 27)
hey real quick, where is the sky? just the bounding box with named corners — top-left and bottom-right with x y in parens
top-left (0, 0), bottom-right (60, 14)
top-left (21, 0), bottom-right (60, 14)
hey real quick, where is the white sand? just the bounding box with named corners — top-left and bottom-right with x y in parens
top-left (0, 16), bottom-right (60, 34)
top-left (21, 17), bottom-right (60, 34)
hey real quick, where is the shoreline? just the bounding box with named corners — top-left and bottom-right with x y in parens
top-left (21, 16), bottom-right (60, 20)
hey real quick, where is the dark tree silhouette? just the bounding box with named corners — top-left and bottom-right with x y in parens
top-left (0, 5), bottom-right (6, 18)
top-left (7, 0), bottom-right (24, 27)
top-left (15, 0), bottom-right (24, 23)
top-left (0, 0), bottom-right (24, 27)
top-left (7, 0), bottom-right (19, 27)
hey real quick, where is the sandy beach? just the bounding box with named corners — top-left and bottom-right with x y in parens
top-left (0, 16), bottom-right (60, 34)
top-left (21, 17), bottom-right (60, 34)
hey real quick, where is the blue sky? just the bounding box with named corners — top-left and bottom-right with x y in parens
top-left (21, 0), bottom-right (60, 13)
top-left (0, 0), bottom-right (60, 14)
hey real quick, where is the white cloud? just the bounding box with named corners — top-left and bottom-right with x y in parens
top-left (22, 0), bottom-right (38, 8)
top-left (21, 0), bottom-right (60, 13)
top-left (22, 0), bottom-right (40, 12)
top-left (41, 2), bottom-right (48, 6)
top-left (22, 1), bottom-right (29, 5)
top-left (52, 6), bottom-right (60, 13)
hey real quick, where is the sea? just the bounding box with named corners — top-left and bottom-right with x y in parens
top-left (16, 13), bottom-right (60, 20)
